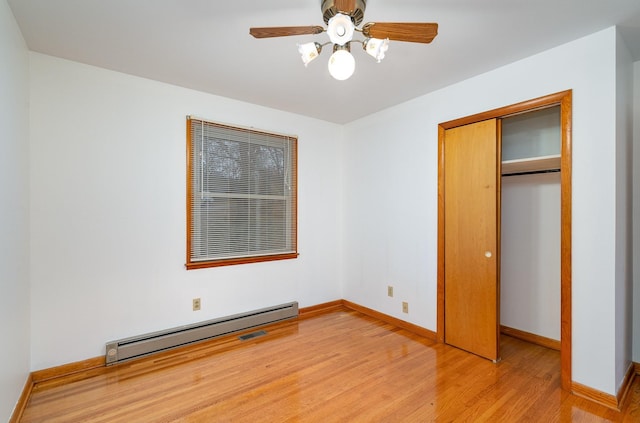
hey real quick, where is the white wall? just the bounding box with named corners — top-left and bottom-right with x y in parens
top-left (634, 61), bottom-right (640, 364)
top-left (29, 53), bottom-right (344, 370)
top-left (0, 0), bottom-right (30, 420)
top-left (501, 173), bottom-right (561, 340)
top-left (343, 27), bottom-right (624, 395)
top-left (614, 29), bottom-right (634, 393)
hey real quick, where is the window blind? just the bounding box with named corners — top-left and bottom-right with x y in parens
top-left (187, 117), bottom-right (297, 267)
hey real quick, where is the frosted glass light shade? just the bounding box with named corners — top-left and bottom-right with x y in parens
top-left (327, 13), bottom-right (355, 46)
top-left (297, 42), bottom-right (321, 66)
top-left (365, 38), bottom-right (389, 62)
top-left (328, 49), bottom-right (355, 80)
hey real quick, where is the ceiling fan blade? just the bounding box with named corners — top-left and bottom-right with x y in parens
top-left (250, 26), bottom-right (324, 39)
top-left (362, 22), bottom-right (438, 44)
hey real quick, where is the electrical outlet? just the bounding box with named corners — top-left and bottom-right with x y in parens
top-left (402, 302), bottom-right (409, 313)
top-left (192, 298), bottom-right (201, 311)
top-left (388, 286), bottom-right (394, 297)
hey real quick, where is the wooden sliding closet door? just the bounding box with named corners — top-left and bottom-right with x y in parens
top-left (443, 119), bottom-right (501, 361)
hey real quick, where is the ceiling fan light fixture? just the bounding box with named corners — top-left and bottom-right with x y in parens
top-left (298, 42), bottom-right (323, 66)
top-left (328, 46), bottom-right (355, 81)
top-left (327, 13), bottom-right (355, 46)
top-left (250, 1), bottom-right (439, 81)
top-left (364, 37), bottom-right (389, 62)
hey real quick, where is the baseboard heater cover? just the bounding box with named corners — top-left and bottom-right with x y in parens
top-left (105, 301), bottom-right (298, 365)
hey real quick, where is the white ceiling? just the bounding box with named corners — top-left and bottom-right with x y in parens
top-left (8, 0), bottom-right (640, 124)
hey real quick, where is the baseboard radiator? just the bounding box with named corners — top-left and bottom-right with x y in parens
top-left (105, 301), bottom-right (298, 365)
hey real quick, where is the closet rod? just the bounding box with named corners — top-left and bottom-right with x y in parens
top-left (502, 168), bottom-right (560, 177)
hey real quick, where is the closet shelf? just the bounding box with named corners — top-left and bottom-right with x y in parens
top-left (501, 154), bottom-right (560, 175)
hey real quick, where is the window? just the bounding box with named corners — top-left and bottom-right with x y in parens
top-left (186, 117), bottom-right (298, 269)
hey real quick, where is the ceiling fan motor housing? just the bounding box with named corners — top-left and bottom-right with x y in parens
top-left (321, 0), bottom-right (367, 26)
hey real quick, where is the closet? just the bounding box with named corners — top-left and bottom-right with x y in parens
top-left (437, 90), bottom-right (572, 389)
top-left (500, 106), bottom-right (561, 347)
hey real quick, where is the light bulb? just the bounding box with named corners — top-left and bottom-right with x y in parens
top-left (328, 49), bottom-right (355, 81)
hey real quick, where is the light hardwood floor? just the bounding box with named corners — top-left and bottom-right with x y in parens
top-left (20, 309), bottom-right (640, 422)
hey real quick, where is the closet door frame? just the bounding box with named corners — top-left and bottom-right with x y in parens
top-left (437, 90), bottom-right (572, 390)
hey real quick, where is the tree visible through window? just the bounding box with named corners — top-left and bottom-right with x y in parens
top-left (186, 117), bottom-right (298, 269)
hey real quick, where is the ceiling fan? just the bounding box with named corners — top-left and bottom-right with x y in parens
top-left (249, 0), bottom-right (438, 80)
